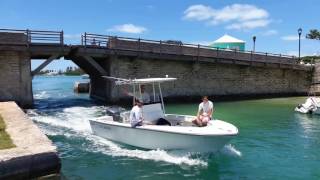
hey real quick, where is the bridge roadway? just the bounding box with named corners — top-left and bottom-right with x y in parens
top-left (0, 29), bottom-right (313, 107)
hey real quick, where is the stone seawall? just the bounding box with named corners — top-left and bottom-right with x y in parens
top-left (0, 102), bottom-right (60, 179)
top-left (310, 63), bottom-right (320, 94)
top-left (106, 57), bottom-right (311, 102)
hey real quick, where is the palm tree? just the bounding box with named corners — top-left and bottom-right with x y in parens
top-left (306, 29), bottom-right (320, 40)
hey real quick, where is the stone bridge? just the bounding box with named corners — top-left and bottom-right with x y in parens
top-left (0, 29), bottom-right (313, 107)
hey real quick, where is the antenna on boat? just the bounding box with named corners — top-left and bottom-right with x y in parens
top-left (101, 76), bottom-right (131, 85)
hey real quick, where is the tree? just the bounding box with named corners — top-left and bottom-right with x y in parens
top-left (306, 29), bottom-right (320, 40)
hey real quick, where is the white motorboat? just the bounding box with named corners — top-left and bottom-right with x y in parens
top-left (89, 77), bottom-right (238, 152)
top-left (295, 97), bottom-right (320, 115)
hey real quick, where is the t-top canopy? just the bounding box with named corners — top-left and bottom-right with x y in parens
top-left (102, 76), bottom-right (177, 85)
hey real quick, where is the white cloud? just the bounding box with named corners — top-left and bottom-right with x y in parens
top-left (226, 19), bottom-right (270, 30)
top-left (261, 29), bottom-right (278, 36)
top-left (183, 4), bottom-right (215, 21)
top-left (183, 4), bottom-right (271, 30)
top-left (107, 24), bottom-right (147, 34)
top-left (281, 35), bottom-right (305, 41)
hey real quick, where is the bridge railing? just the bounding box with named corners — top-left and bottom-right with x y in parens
top-left (0, 28), bottom-right (64, 45)
top-left (81, 33), bottom-right (108, 46)
top-left (81, 32), bottom-right (298, 64)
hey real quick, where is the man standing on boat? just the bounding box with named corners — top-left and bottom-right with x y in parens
top-left (140, 85), bottom-right (150, 103)
top-left (124, 85), bottom-right (150, 104)
top-left (193, 96), bottom-right (214, 127)
top-left (130, 99), bottom-right (144, 128)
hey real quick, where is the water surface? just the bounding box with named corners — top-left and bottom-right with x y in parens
top-left (28, 76), bottom-right (320, 179)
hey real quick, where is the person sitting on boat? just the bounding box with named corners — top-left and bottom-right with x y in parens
top-left (193, 96), bottom-right (214, 127)
top-left (124, 85), bottom-right (150, 104)
top-left (129, 99), bottom-right (144, 128)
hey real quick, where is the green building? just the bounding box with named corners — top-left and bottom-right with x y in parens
top-left (210, 34), bottom-right (245, 51)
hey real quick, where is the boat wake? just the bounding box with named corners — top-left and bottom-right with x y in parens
top-left (34, 91), bottom-right (50, 99)
top-left (27, 105), bottom-right (241, 167)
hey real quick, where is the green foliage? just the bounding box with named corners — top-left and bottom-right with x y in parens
top-left (0, 114), bottom-right (15, 149)
top-left (64, 66), bottom-right (85, 76)
top-left (38, 66), bottom-right (85, 76)
top-left (300, 56), bottom-right (320, 64)
top-left (306, 29), bottom-right (320, 40)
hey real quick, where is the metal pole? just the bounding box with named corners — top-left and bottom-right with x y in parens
top-left (133, 84), bottom-right (136, 106)
top-left (158, 82), bottom-right (165, 114)
top-left (253, 36), bottom-right (256, 52)
top-left (139, 84), bottom-right (142, 101)
top-left (298, 34), bottom-right (301, 60)
top-left (298, 28), bottom-right (302, 61)
top-left (152, 82), bottom-right (156, 102)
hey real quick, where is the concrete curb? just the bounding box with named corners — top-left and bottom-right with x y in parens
top-left (0, 102), bottom-right (60, 179)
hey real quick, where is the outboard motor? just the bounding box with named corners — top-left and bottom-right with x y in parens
top-left (106, 106), bottom-right (126, 122)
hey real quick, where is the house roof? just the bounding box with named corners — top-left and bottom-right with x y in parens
top-left (214, 34), bottom-right (245, 43)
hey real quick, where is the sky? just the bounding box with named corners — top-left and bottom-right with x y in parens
top-left (1, 0), bottom-right (319, 70)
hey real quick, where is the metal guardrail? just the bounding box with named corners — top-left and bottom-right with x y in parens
top-left (0, 28), bottom-right (64, 45)
top-left (81, 33), bottom-right (108, 46)
top-left (81, 32), bottom-right (297, 63)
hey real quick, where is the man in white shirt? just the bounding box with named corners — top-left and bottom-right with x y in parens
top-left (130, 99), bottom-right (144, 127)
top-left (193, 96), bottom-right (214, 127)
top-left (140, 85), bottom-right (150, 104)
top-left (124, 85), bottom-right (150, 104)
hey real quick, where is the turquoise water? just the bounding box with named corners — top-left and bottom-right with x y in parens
top-left (28, 76), bottom-right (320, 179)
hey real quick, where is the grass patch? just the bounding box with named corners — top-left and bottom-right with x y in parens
top-left (0, 114), bottom-right (15, 150)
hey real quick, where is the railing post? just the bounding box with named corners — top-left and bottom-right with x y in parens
top-left (84, 32), bottom-right (87, 47)
top-left (81, 35), bottom-right (83, 45)
top-left (60, 30), bottom-right (64, 46)
top-left (216, 47), bottom-right (219, 58)
top-left (26, 29), bottom-right (30, 46)
top-left (197, 44), bottom-right (200, 60)
top-left (138, 38), bottom-right (141, 51)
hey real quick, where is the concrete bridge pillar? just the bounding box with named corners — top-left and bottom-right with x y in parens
top-left (0, 50), bottom-right (33, 108)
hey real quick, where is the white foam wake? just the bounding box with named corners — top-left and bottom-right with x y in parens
top-left (27, 107), bottom-right (97, 132)
top-left (221, 144), bottom-right (242, 157)
top-left (86, 135), bottom-right (208, 166)
top-left (34, 91), bottom-right (50, 99)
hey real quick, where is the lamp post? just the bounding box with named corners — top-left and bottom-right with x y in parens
top-left (298, 28), bottom-right (302, 61)
top-left (253, 36), bottom-right (256, 52)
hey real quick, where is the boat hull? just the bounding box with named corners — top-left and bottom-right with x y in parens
top-left (90, 120), bottom-right (235, 152)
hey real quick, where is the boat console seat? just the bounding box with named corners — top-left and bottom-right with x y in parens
top-left (142, 103), bottom-right (165, 124)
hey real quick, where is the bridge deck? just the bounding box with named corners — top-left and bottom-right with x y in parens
top-left (0, 28), bottom-right (313, 71)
